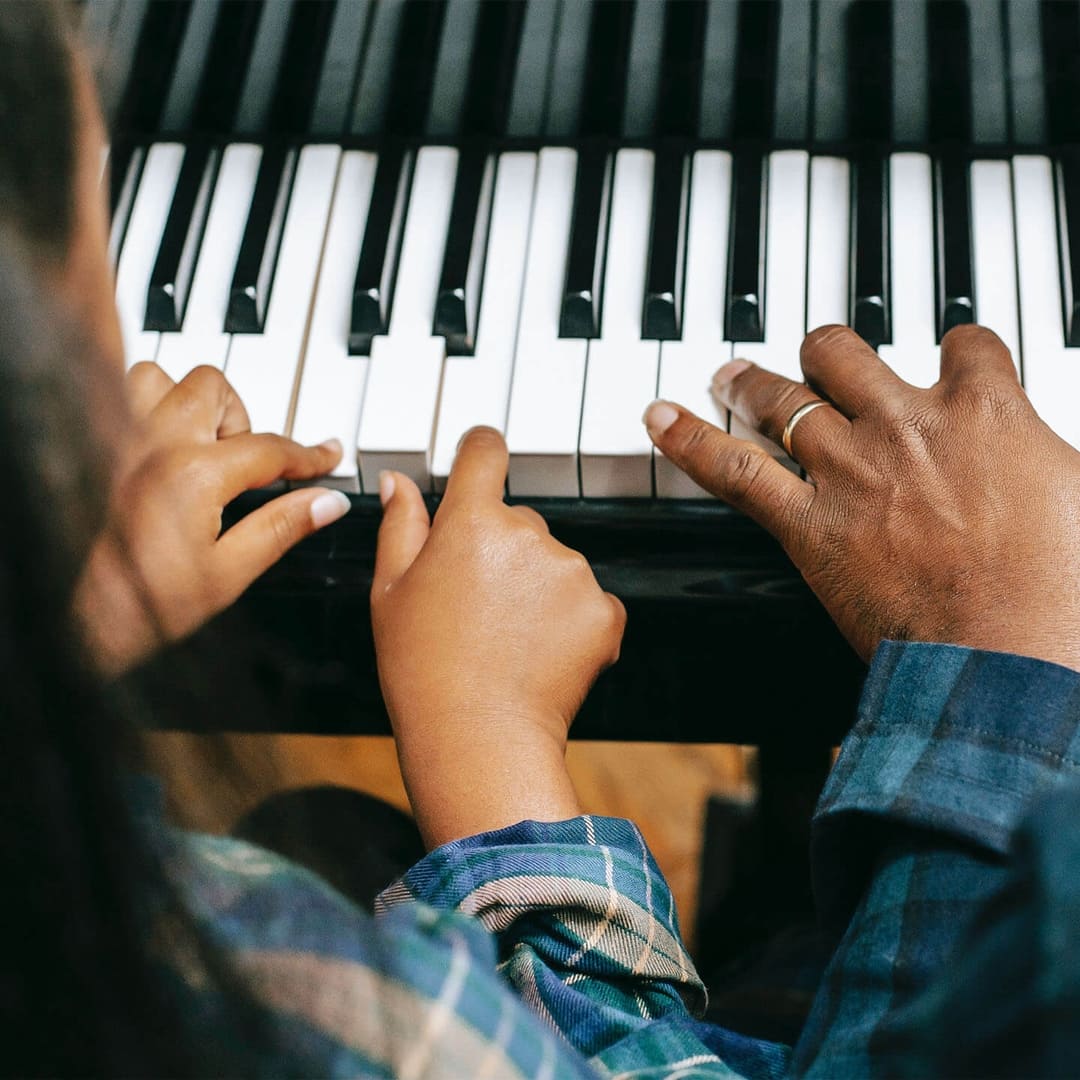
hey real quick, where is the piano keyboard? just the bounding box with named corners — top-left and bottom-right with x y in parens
top-left (90, 0), bottom-right (1080, 500)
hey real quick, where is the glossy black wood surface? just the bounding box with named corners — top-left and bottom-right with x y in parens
top-left (218, 492), bottom-right (864, 745)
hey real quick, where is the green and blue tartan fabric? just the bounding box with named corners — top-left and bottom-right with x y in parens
top-left (166, 640), bottom-right (1080, 1076)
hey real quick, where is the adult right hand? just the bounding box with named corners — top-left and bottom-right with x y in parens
top-left (645, 324), bottom-right (1080, 673)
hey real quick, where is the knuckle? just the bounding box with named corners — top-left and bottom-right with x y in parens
top-left (941, 322), bottom-right (1001, 353)
top-left (267, 506), bottom-right (301, 560)
top-left (801, 324), bottom-right (855, 368)
top-left (723, 445), bottom-right (772, 504)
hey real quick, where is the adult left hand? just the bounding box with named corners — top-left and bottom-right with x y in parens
top-left (644, 324), bottom-right (1080, 672)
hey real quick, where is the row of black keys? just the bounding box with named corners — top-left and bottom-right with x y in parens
top-left (132, 135), bottom-right (1080, 358)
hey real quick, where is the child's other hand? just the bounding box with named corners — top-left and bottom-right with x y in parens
top-left (372, 427), bottom-right (625, 848)
top-left (75, 363), bottom-right (349, 674)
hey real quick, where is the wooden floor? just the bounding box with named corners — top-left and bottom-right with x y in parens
top-left (144, 733), bottom-right (757, 950)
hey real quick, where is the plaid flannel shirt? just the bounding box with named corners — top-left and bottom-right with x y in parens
top-left (166, 640), bottom-right (1080, 1076)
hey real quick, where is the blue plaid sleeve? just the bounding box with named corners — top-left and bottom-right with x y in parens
top-left (377, 815), bottom-right (791, 1079)
top-left (791, 640), bottom-right (1080, 1076)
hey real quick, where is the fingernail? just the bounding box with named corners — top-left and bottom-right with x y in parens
top-left (378, 470), bottom-right (396, 507)
top-left (318, 437), bottom-right (344, 460)
top-left (310, 490), bottom-right (351, 529)
top-left (643, 400), bottom-right (679, 439)
top-left (712, 359), bottom-right (753, 391)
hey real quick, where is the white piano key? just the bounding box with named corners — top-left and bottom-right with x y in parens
top-left (656, 150), bottom-right (733, 499)
top-left (969, 0), bottom-right (1009, 144)
top-left (235, 0), bottom-right (295, 133)
top-left (806, 156), bottom-right (850, 331)
top-left (351, 0), bottom-right (406, 135)
top-left (160, 0), bottom-right (220, 131)
top-left (971, 160), bottom-right (1021, 371)
top-left (731, 150), bottom-right (809, 461)
top-left (892, 0), bottom-right (928, 142)
top-left (579, 149), bottom-right (659, 497)
top-left (427, 0), bottom-right (482, 137)
top-left (224, 145), bottom-right (340, 437)
top-left (505, 148), bottom-right (587, 497)
top-left (289, 150), bottom-right (379, 491)
top-left (114, 142), bottom-right (184, 368)
top-left (879, 153), bottom-right (939, 388)
top-left (622, 0), bottom-right (664, 138)
top-left (1005, 0), bottom-right (1046, 145)
top-left (812, 0), bottom-right (851, 143)
top-left (699, 0), bottom-right (739, 138)
top-left (545, 0), bottom-right (593, 137)
top-left (774, 0), bottom-right (813, 140)
top-left (356, 146), bottom-right (458, 491)
top-left (1013, 156), bottom-right (1080, 447)
top-left (507, 0), bottom-right (560, 137)
top-left (155, 144), bottom-right (262, 380)
top-left (430, 153), bottom-right (537, 491)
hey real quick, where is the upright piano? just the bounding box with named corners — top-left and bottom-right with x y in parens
top-left (85, 0), bottom-right (1076, 743)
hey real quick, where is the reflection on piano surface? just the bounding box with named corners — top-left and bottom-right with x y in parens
top-left (87, 0), bottom-right (1080, 741)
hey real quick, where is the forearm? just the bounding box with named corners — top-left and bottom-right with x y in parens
top-left (794, 639), bottom-right (1080, 1073)
top-left (392, 714), bottom-right (581, 849)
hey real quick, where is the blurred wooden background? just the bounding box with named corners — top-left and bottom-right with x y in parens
top-left (145, 733), bottom-right (757, 949)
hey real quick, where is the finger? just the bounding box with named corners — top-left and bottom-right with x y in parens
top-left (798, 324), bottom-right (910, 416)
top-left (938, 323), bottom-right (1021, 387)
top-left (210, 433), bottom-right (344, 501)
top-left (149, 365), bottom-right (251, 442)
top-left (442, 426), bottom-right (509, 505)
top-left (126, 362), bottom-right (176, 421)
top-left (644, 400), bottom-right (815, 547)
top-left (373, 471), bottom-right (431, 594)
top-left (509, 504), bottom-right (550, 534)
top-left (710, 360), bottom-right (849, 468)
top-left (213, 487), bottom-right (352, 601)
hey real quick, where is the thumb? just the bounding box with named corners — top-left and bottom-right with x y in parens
top-left (373, 471), bottom-right (431, 595)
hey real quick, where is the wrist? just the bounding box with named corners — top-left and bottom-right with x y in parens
top-left (391, 710), bottom-right (581, 849)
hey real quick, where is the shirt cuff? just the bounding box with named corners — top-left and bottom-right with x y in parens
top-left (812, 639), bottom-right (1080, 927)
top-left (375, 814), bottom-right (705, 1015)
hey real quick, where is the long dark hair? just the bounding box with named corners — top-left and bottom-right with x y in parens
top-left (0, 8), bottom-right (286, 1074)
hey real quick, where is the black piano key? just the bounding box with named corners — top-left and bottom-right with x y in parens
top-left (850, 153), bottom-right (891, 347)
top-left (845, 0), bottom-right (892, 141)
top-left (578, 0), bottom-right (636, 137)
top-left (116, 0), bottom-right (192, 134)
top-left (188, 0), bottom-right (264, 133)
top-left (655, 0), bottom-right (707, 137)
top-left (731, 0), bottom-right (780, 140)
top-left (225, 145), bottom-right (297, 334)
top-left (725, 152), bottom-right (767, 343)
top-left (145, 144), bottom-right (219, 331)
top-left (1041, 0), bottom-right (1080, 144)
top-left (1055, 151), bottom-right (1080, 347)
top-left (934, 154), bottom-right (976, 337)
top-left (434, 152), bottom-right (495, 354)
top-left (643, 152), bottom-right (690, 341)
top-left (108, 140), bottom-right (138, 220)
top-left (384, 0), bottom-right (449, 136)
top-left (461, 0), bottom-right (526, 136)
top-left (928, 0), bottom-right (973, 143)
top-left (560, 149), bottom-right (613, 339)
top-left (349, 149), bottom-right (413, 355)
top-left (267, 0), bottom-right (338, 134)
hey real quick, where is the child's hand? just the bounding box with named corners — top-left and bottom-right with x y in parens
top-left (75, 363), bottom-right (349, 674)
top-left (372, 427), bottom-right (625, 848)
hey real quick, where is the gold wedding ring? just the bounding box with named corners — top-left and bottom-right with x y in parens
top-left (781, 400), bottom-right (828, 459)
